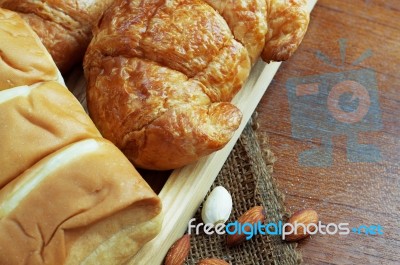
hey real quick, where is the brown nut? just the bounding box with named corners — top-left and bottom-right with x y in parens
top-left (164, 234), bottom-right (191, 265)
top-left (226, 206), bottom-right (266, 246)
top-left (284, 209), bottom-right (319, 242)
top-left (197, 258), bottom-right (230, 265)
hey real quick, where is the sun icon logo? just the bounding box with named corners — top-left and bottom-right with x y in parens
top-left (286, 39), bottom-right (383, 167)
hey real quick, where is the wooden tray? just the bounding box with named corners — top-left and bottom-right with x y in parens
top-left (67, 2), bottom-right (317, 263)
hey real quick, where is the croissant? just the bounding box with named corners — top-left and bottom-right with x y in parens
top-left (84, 0), bottom-right (309, 170)
top-left (203, 0), bottom-right (268, 64)
top-left (0, 8), bottom-right (162, 264)
top-left (262, 0), bottom-right (310, 62)
top-left (0, 0), bottom-right (115, 72)
top-left (203, 0), bottom-right (309, 63)
top-left (84, 0), bottom-right (250, 170)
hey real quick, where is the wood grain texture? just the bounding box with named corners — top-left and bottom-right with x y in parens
top-left (256, 0), bottom-right (400, 264)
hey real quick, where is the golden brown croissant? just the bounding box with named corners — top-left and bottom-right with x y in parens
top-left (84, 0), bottom-right (309, 170)
top-left (204, 0), bottom-right (309, 63)
top-left (262, 0), bottom-right (310, 62)
top-left (203, 0), bottom-right (268, 64)
top-left (0, 8), bottom-right (162, 264)
top-left (0, 0), bottom-right (114, 72)
top-left (84, 0), bottom-right (251, 170)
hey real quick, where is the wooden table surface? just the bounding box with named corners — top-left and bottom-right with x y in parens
top-left (256, 0), bottom-right (399, 264)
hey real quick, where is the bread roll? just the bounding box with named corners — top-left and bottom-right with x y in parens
top-left (0, 8), bottom-right (62, 90)
top-left (0, 8), bottom-right (163, 264)
top-left (0, 81), bottom-right (100, 189)
top-left (0, 0), bottom-right (114, 72)
top-left (0, 138), bottom-right (162, 264)
top-left (84, 0), bottom-right (250, 170)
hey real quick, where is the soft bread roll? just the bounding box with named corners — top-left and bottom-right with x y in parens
top-left (84, 0), bottom-right (250, 170)
top-left (0, 81), bottom-right (100, 189)
top-left (0, 0), bottom-right (114, 72)
top-left (0, 138), bottom-right (162, 264)
top-left (0, 8), bottom-right (62, 90)
top-left (0, 9), bottom-right (163, 264)
top-left (203, 0), bottom-right (309, 63)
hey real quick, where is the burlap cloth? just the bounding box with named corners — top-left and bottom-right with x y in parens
top-left (184, 117), bottom-right (301, 265)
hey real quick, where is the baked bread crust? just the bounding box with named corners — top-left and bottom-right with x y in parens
top-left (262, 0), bottom-right (310, 62)
top-left (0, 82), bottom-right (101, 189)
top-left (0, 8), bottom-right (59, 89)
top-left (0, 0), bottom-right (114, 72)
top-left (84, 0), bottom-right (250, 170)
top-left (204, 0), bottom-right (268, 64)
top-left (84, 0), bottom-right (309, 169)
top-left (204, 0), bottom-right (310, 63)
top-left (0, 138), bottom-right (162, 264)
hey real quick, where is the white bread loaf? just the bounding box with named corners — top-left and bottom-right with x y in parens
top-left (0, 8), bottom-right (64, 89)
top-left (0, 82), bottom-right (100, 188)
top-left (0, 138), bottom-right (162, 264)
top-left (0, 8), bottom-right (163, 264)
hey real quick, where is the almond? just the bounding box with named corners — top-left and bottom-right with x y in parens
top-left (197, 258), bottom-right (230, 265)
top-left (201, 186), bottom-right (232, 226)
top-left (284, 209), bottom-right (319, 242)
top-left (226, 206), bottom-right (265, 246)
top-left (164, 234), bottom-right (191, 265)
